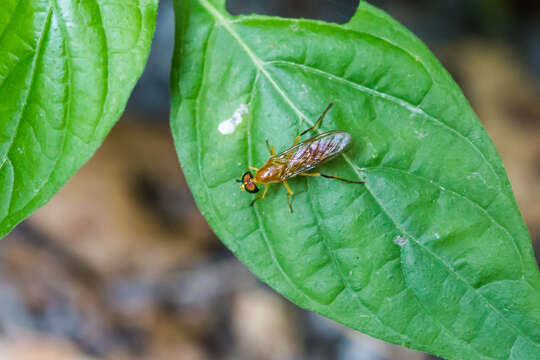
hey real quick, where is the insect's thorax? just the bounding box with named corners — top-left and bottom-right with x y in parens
top-left (254, 159), bottom-right (286, 184)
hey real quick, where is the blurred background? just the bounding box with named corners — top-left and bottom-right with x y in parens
top-left (2, 0), bottom-right (540, 359)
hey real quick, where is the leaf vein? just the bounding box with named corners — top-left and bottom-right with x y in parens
top-left (304, 180), bottom-right (410, 342)
top-left (363, 165), bottom-right (525, 280)
top-left (266, 59), bottom-right (503, 192)
top-left (88, 0), bottom-right (110, 138)
top-left (365, 181), bottom-right (539, 349)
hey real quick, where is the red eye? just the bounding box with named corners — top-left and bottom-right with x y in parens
top-left (242, 171), bottom-right (253, 183)
top-left (245, 182), bottom-right (259, 194)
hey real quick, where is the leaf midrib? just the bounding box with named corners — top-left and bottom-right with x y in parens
top-left (2, 0), bottom-right (112, 225)
top-left (197, 0), bottom-right (539, 352)
top-left (200, 0), bottom-right (417, 347)
top-left (0, 1), bottom-right (53, 171)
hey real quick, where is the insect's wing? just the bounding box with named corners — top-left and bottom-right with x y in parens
top-left (277, 131), bottom-right (351, 180)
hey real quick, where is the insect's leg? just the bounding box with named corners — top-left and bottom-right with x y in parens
top-left (282, 181), bottom-right (295, 213)
top-left (265, 139), bottom-right (276, 156)
top-left (261, 183), bottom-right (270, 199)
top-left (300, 172), bottom-right (365, 184)
top-left (249, 166), bottom-right (259, 172)
top-left (292, 102), bottom-right (334, 146)
top-left (250, 184), bottom-right (269, 207)
top-left (310, 102), bottom-right (334, 133)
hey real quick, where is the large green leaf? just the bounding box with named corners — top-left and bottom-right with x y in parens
top-left (170, 0), bottom-right (540, 358)
top-left (0, 0), bottom-right (158, 236)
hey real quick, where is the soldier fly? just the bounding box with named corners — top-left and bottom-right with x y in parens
top-left (237, 102), bottom-right (364, 213)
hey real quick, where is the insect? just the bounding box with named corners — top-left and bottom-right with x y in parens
top-left (237, 102), bottom-right (364, 212)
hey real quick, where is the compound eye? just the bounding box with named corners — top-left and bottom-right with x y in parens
top-left (245, 182), bottom-right (259, 194)
top-left (241, 171), bottom-right (253, 183)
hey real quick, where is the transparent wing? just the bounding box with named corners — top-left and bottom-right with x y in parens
top-left (275, 130), bottom-right (351, 180)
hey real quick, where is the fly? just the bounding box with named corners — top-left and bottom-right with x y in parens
top-left (237, 102), bottom-right (364, 212)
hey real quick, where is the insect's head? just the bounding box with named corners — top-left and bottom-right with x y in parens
top-left (236, 171), bottom-right (259, 194)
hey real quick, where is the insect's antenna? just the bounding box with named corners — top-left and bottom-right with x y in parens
top-left (235, 179), bottom-right (242, 183)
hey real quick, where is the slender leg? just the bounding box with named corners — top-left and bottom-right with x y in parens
top-left (282, 181), bottom-right (294, 213)
top-left (299, 172), bottom-right (365, 184)
top-left (292, 102), bottom-right (334, 146)
top-left (250, 184), bottom-right (269, 207)
top-left (265, 139), bottom-right (276, 156)
top-left (249, 166), bottom-right (259, 172)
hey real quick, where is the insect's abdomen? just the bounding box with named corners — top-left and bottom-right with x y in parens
top-left (281, 130), bottom-right (351, 179)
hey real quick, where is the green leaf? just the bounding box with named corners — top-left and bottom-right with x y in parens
top-left (170, 0), bottom-right (540, 358)
top-left (0, 0), bottom-right (158, 236)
